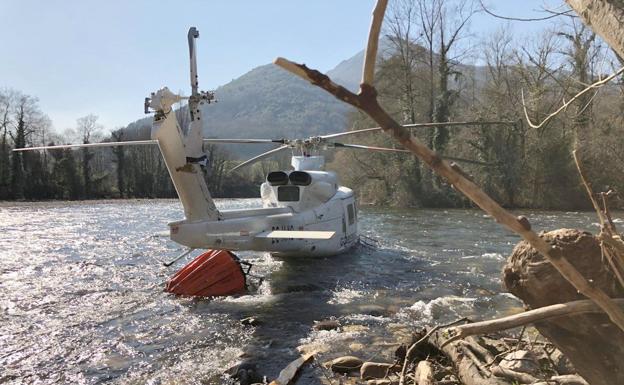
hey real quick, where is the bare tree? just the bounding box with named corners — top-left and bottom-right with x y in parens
top-left (431, 0), bottom-right (476, 153)
top-left (385, 0), bottom-right (421, 124)
top-left (558, 21), bottom-right (600, 153)
top-left (8, 93), bottom-right (49, 198)
top-left (0, 89), bottom-right (13, 198)
top-left (111, 128), bottom-right (126, 198)
top-left (76, 114), bottom-right (102, 198)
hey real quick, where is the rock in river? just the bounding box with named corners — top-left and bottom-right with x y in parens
top-left (330, 356), bottom-right (363, 373)
top-left (313, 319), bottom-right (340, 331)
top-left (360, 362), bottom-right (396, 380)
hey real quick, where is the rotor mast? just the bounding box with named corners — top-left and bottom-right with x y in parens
top-left (145, 27), bottom-right (219, 222)
top-left (185, 27), bottom-right (214, 159)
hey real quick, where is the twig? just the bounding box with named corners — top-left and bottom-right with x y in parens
top-left (479, 0), bottom-right (574, 21)
top-left (600, 192), bottom-right (618, 233)
top-left (484, 348), bottom-right (512, 368)
top-left (491, 365), bottom-right (539, 383)
top-left (275, 0), bottom-right (624, 334)
top-left (443, 298), bottom-right (624, 344)
top-left (574, 150), bottom-right (624, 288)
top-left (522, 66), bottom-right (624, 129)
top-left (514, 325), bottom-right (527, 352)
top-left (312, 355), bottom-right (335, 385)
top-left (573, 150), bottom-right (606, 227)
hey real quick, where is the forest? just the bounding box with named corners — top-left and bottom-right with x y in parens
top-left (329, 0), bottom-right (624, 209)
top-left (1, 0), bottom-right (624, 210)
top-left (0, 97), bottom-right (260, 201)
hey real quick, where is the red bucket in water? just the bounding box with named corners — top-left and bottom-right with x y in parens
top-left (165, 249), bottom-right (247, 297)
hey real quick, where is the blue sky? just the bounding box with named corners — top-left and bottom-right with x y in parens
top-left (0, 1), bottom-right (568, 132)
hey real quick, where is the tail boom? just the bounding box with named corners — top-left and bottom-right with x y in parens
top-left (151, 106), bottom-right (219, 222)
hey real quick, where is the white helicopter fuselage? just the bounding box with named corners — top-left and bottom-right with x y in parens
top-left (149, 90), bottom-right (359, 257)
top-left (169, 183), bottom-right (358, 257)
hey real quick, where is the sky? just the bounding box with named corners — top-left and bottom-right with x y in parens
top-left (0, 0), bottom-right (569, 133)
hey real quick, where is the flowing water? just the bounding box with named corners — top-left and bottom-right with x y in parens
top-left (0, 199), bottom-right (608, 384)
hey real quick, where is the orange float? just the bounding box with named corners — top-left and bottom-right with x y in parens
top-left (165, 249), bottom-right (248, 297)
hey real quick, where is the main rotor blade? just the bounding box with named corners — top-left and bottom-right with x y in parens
top-left (15, 138), bottom-right (285, 152)
top-left (321, 120), bottom-right (515, 140)
top-left (230, 145), bottom-right (290, 172)
top-left (13, 140), bottom-right (157, 152)
top-left (203, 138), bottom-right (285, 144)
top-left (333, 142), bottom-right (409, 153)
top-left (440, 156), bottom-right (494, 167)
top-left (334, 142), bottom-right (493, 166)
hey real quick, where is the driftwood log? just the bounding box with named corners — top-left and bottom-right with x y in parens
top-left (503, 228), bottom-right (624, 385)
top-left (414, 360), bottom-right (434, 385)
top-left (428, 332), bottom-right (508, 385)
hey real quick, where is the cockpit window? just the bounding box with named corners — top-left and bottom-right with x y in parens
top-left (347, 203), bottom-right (355, 225)
top-left (278, 186), bottom-right (300, 201)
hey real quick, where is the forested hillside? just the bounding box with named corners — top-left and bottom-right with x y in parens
top-left (201, 64), bottom-right (351, 140)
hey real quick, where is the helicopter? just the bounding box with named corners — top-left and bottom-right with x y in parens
top-left (15, 27), bottom-right (502, 295)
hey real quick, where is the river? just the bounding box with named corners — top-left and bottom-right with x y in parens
top-left (0, 199), bottom-right (606, 384)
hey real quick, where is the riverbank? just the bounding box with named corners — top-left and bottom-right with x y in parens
top-left (241, 323), bottom-right (586, 385)
top-left (0, 196), bottom-right (615, 212)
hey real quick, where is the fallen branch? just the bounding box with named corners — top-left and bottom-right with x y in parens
top-left (443, 298), bottom-right (624, 345)
top-left (414, 360), bottom-right (434, 385)
top-left (274, 0), bottom-right (624, 333)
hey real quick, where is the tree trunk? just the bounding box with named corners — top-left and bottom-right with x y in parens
top-left (10, 107), bottom-right (26, 199)
top-left (566, 0), bottom-right (624, 59)
top-left (503, 228), bottom-right (624, 385)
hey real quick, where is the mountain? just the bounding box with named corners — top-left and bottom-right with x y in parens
top-left (326, 50), bottom-right (364, 92)
top-left (122, 40), bottom-right (486, 158)
top-left (201, 63), bottom-right (354, 141)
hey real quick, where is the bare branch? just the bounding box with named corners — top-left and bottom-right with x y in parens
top-left (479, 0), bottom-right (574, 21)
top-left (574, 149), bottom-right (624, 291)
top-left (444, 298), bottom-right (624, 344)
top-left (362, 0), bottom-right (388, 87)
top-left (521, 65), bottom-right (624, 129)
